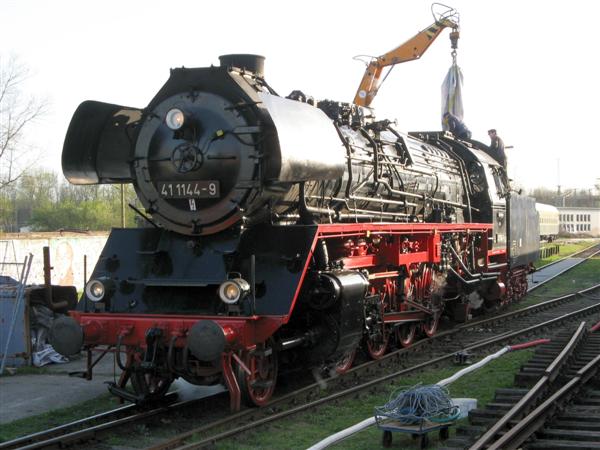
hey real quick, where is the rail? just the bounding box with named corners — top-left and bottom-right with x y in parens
top-left (148, 289), bottom-right (600, 450)
top-left (528, 242), bottom-right (600, 293)
top-left (537, 241), bottom-right (599, 270)
top-left (468, 322), bottom-right (588, 449)
top-left (488, 353), bottom-right (600, 450)
top-left (0, 392), bottom-right (181, 450)
top-left (7, 285), bottom-right (599, 449)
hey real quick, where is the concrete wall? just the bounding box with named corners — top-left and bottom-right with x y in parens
top-left (0, 232), bottom-right (109, 291)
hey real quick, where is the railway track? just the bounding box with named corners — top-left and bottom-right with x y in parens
top-left (528, 242), bottom-right (600, 292)
top-left (5, 248), bottom-right (598, 450)
top-left (0, 394), bottom-right (189, 450)
top-left (439, 321), bottom-right (600, 450)
top-left (148, 284), bottom-right (600, 450)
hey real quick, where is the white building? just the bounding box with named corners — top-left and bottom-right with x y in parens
top-left (558, 207), bottom-right (600, 237)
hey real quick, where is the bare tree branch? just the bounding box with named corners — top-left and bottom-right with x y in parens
top-left (0, 55), bottom-right (49, 189)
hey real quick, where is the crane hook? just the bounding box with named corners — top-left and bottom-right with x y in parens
top-left (449, 28), bottom-right (460, 64)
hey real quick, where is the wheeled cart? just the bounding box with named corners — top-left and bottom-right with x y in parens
top-left (376, 418), bottom-right (453, 449)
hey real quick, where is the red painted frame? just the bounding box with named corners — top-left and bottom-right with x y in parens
top-left (72, 221), bottom-right (495, 352)
top-left (69, 221), bottom-right (498, 411)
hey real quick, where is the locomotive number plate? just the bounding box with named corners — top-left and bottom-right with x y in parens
top-left (157, 181), bottom-right (220, 199)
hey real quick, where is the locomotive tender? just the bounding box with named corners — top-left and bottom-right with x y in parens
top-left (51, 54), bottom-right (539, 409)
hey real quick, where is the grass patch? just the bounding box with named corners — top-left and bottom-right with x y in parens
top-left (536, 239), bottom-right (599, 268)
top-left (0, 394), bottom-right (118, 443)
top-left (103, 423), bottom-right (160, 448)
top-left (215, 349), bottom-right (533, 450)
top-left (514, 257), bottom-right (600, 312)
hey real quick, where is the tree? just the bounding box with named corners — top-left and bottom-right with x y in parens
top-left (20, 169), bottom-right (138, 231)
top-left (0, 55), bottom-right (48, 189)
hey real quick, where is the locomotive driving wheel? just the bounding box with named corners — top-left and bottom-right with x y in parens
top-left (366, 326), bottom-right (389, 359)
top-left (237, 341), bottom-right (278, 407)
top-left (422, 315), bottom-right (440, 338)
top-left (365, 281), bottom-right (391, 360)
top-left (410, 264), bottom-right (441, 338)
top-left (396, 323), bottom-right (417, 347)
top-left (334, 348), bottom-right (357, 375)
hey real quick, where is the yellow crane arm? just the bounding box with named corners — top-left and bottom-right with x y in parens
top-left (353, 17), bottom-right (459, 107)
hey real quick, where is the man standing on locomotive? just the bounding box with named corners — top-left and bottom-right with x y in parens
top-left (487, 129), bottom-right (506, 169)
top-left (442, 111), bottom-right (472, 140)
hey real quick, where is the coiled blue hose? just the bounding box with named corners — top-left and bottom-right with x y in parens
top-left (375, 384), bottom-right (461, 424)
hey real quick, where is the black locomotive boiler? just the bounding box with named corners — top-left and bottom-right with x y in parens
top-left (51, 54), bottom-right (539, 409)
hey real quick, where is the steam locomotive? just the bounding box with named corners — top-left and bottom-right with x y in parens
top-left (50, 54), bottom-right (539, 410)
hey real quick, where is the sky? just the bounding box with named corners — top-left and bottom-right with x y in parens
top-left (1, 0), bottom-right (599, 192)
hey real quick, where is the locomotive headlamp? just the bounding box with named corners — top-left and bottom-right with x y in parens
top-left (85, 279), bottom-right (105, 302)
top-left (218, 278), bottom-right (250, 305)
top-left (84, 277), bottom-right (115, 303)
top-left (165, 108), bottom-right (185, 130)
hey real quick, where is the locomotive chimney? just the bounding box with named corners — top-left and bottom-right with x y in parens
top-left (219, 54), bottom-right (265, 77)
